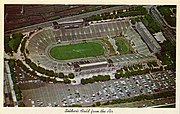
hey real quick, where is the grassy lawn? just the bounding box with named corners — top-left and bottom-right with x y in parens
top-left (49, 42), bottom-right (104, 60)
top-left (115, 38), bottom-right (130, 54)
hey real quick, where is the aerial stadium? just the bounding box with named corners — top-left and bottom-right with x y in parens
top-left (4, 5), bottom-right (176, 107)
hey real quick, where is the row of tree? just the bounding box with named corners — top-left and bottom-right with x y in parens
top-left (25, 58), bottom-right (65, 78)
top-left (17, 59), bottom-right (74, 84)
top-left (147, 61), bottom-right (159, 67)
top-left (122, 64), bottom-right (143, 72)
top-left (81, 75), bottom-right (110, 85)
top-left (20, 37), bottom-right (29, 53)
top-left (115, 65), bottom-right (163, 79)
top-left (90, 90), bottom-right (175, 107)
top-left (115, 69), bottom-right (149, 79)
top-left (86, 6), bottom-right (147, 22)
top-left (8, 60), bottom-right (22, 101)
top-left (105, 90), bottom-right (175, 105)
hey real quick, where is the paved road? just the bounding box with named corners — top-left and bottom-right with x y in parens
top-left (5, 5), bottom-right (136, 34)
top-left (148, 103), bottom-right (175, 108)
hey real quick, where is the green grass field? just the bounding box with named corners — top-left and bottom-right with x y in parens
top-left (115, 38), bottom-right (130, 54)
top-left (49, 42), bottom-right (104, 60)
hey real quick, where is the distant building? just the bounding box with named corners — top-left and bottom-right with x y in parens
top-left (135, 22), bottom-right (161, 54)
top-left (52, 19), bottom-right (86, 29)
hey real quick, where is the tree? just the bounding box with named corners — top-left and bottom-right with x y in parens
top-left (4, 34), bottom-right (13, 54)
top-left (81, 78), bottom-right (86, 85)
top-left (88, 78), bottom-right (95, 83)
top-left (92, 104), bottom-right (96, 107)
top-left (8, 32), bottom-right (23, 53)
top-left (40, 76), bottom-right (46, 81)
top-left (64, 78), bottom-right (71, 84)
top-left (92, 76), bottom-right (99, 82)
top-left (58, 72), bottom-right (64, 78)
top-left (115, 73), bottom-right (121, 79)
top-left (96, 102), bottom-right (101, 106)
top-left (20, 37), bottom-right (28, 53)
top-left (18, 102), bottom-right (25, 107)
top-left (46, 77), bottom-right (50, 82)
top-left (68, 73), bottom-right (75, 79)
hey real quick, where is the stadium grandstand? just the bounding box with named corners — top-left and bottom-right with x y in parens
top-left (125, 26), bottom-right (151, 55)
top-left (52, 19), bottom-right (86, 29)
top-left (26, 19), bottom-right (157, 76)
top-left (135, 22), bottom-right (161, 54)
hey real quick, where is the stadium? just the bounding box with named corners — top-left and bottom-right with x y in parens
top-left (4, 5), bottom-right (177, 108)
top-left (26, 18), bottom-right (156, 79)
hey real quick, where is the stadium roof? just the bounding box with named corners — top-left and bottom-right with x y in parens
top-left (137, 22), bottom-right (161, 49)
top-left (136, 22), bottom-right (161, 53)
top-left (79, 61), bottom-right (108, 68)
top-left (59, 19), bottom-right (84, 25)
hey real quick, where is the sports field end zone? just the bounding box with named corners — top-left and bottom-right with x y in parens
top-left (115, 37), bottom-right (132, 54)
top-left (49, 42), bottom-right (104, 60)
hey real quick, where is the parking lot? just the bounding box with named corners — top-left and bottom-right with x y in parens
top-left (21, 70), bottom-right (175, 107)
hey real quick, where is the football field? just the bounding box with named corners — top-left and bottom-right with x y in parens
top-left (49, 42), bottom-right (104, 60)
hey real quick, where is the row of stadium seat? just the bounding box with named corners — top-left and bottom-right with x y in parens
top-left (125, 27), bottom-right (151, 55)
